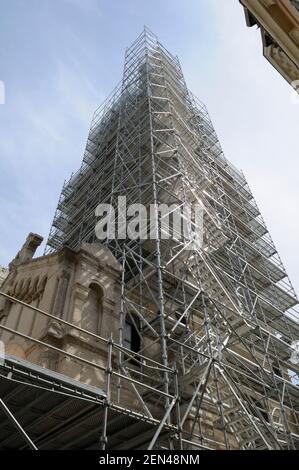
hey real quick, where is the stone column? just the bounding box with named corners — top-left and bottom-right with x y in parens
top-left (68, 283), bottom-right (89, 339)
top-left (48, 270), bottom-right (70, 339)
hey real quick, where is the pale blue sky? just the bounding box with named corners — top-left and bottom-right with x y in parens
top-left (0, 0), bottom-right (298, 295)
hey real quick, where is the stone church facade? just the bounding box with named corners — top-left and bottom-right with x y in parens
top-left (0, 233), bottom-right (122, 388)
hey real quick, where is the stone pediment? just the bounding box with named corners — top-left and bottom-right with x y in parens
top-left (80, 242), bottom-right (121, 272)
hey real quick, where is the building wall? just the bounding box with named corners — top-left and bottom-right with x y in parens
top-left (0, 233), bottom-right (298, 447)
top-left (0, 235), bottom-right (122, 390)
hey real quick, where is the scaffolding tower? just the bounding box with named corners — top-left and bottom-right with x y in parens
top-left (2, 28), bottom-right (299, 450)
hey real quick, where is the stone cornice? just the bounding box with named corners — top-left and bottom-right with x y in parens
top-left (241, 0), bottom-right (299, 84)
top-left (265, 42), bottom-right (299, 81)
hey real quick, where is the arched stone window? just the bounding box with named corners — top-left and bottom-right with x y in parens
top-left (81, 283), bottom-right (103, 334)
top-left (175, 308), bottom-right (187, 326)
top-left (272, 361), bottom-right (282, 378)
top-left (124, 314), bottom-right (141, 354)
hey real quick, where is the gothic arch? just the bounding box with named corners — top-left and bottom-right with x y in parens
top-left (38, 275), bottom-right (47, 293)
top-left (32, 276), bottom-right (40, 293)
top-left (23, 278), bottom-right (32, 299)
top-left (14, 279), bottom-right (24, 297)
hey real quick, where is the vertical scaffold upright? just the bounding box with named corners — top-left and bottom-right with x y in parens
top-left (45, 28), bottom-right (299, 450)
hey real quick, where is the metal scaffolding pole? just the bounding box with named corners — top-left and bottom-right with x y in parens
top-left (1, 27), bottom-right (298, 450)
top-left (0, 398), bottom-right (38, 450)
